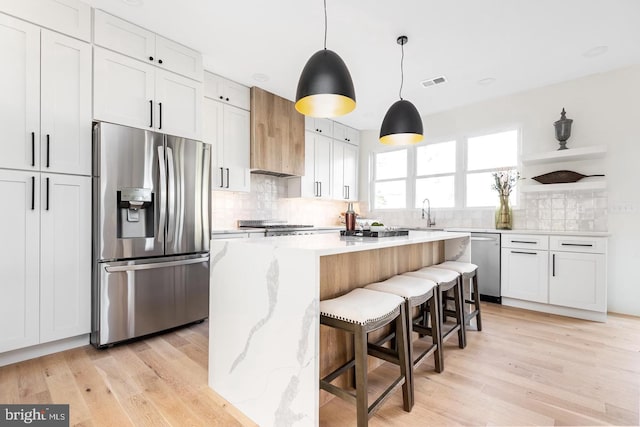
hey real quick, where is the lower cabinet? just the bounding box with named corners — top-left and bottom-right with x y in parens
top-left (0, 170), bottom-right (91, 353)
top-left (500, 233), bottom-right (607, 320)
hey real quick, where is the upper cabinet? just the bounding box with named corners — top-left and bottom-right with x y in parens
top-left (332, 140), bottom-right (358, 201)
top-left (250, 87), bottom-right (305, 176)
top-left (332, 122), bottom-right (360, 146)
top-left (0, 15), bottom-right (91, 175)
top-left (0, 0), bottom-right (91, 41)
top-left (305, 116), bottom-right (333, 136)
top-left (94, 47), bottom-right (202, 140)
top-left (93, 10), bottom-right (203, 81)
top-left (204, 73), bottom-right (251, 193)
top-left (204, 72), bottom-right (250, 111)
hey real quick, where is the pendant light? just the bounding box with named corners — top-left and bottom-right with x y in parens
top-left (380, 36), bottom-right (424, 145)
top-left (295, 0), bottom-right (356, 118)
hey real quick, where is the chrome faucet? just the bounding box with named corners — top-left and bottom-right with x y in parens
top-left (421, 198), bottom-right (436, 227)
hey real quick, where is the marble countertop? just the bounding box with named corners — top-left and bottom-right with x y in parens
top-left (444, 227), bottom-right (609, 237)
top-left (211, 230), bottom-right (470, 256)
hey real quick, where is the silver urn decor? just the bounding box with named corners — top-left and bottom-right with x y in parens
top-left (554, 108), bottom-right (573, 150)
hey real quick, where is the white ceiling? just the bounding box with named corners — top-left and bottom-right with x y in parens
top-left (86, 0), bottom-right (640, 131)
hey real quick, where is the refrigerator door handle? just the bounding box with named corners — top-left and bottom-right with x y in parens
top-left (104, 256), bottom-right (209, 272)
top-left (167, 146), bottom-right (177, 243)
top-left (157, 146), bottom-right (167, 237)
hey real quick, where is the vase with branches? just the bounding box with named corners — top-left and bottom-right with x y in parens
top-left (492, 170), bottom-right (519, 229)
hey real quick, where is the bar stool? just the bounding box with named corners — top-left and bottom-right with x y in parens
top-left (404, 267), bottom-right (466, 352)
top-left (320, 288), bottom-right (412, 426)
top-left (433, 261), bottom-right (482, 331)
top-left (364, 275), bottom-right (442, 407)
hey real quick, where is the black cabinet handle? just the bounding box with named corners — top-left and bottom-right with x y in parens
top-left (511, 251), bottom-right (537, 255)
top-left (31, 132), bottom-right (35, 167)
top-left (46, 177), bottom-right (50, 211)
top-left (319, 181), bottom-right (322, 197)
top-left (31, 176), bottom-right (35, 210)
top-left (225, 168), bottom-right (230, 188)
top-left (149, 100), bottom-right (153, 127)
top-left (347, 185), bottom-right (350, 199)
top-left (219, 96), bottom-right (223, 100)
top-left (225, 97), bottom-right (229, 101)
top-left (158, 102), bottom-right (162, 129)
top-left (149, 56), bottom-right (154, 61)
top-left (314, 181), bottom-right (318, 197)
top-left (561, 243), bottom-right (593, 247)
top-left (46, 134), bottom-right (50, 168)
top-left (512, 240), bottom-right (536, 244)
top-left (219, 167), bottom-right (224, 188)
top-left (158, 59), bottom-right (163, 64)
top-left (552, 253), bottom-right (556, 277)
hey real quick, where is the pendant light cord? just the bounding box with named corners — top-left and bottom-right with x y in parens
top-left (399, 39), bottom-right (405, 100)
top-left (323, 0), bottom-right (327, 50)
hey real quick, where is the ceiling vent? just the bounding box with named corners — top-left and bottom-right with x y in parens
top-left (421, 76), bottom-right (447, 88)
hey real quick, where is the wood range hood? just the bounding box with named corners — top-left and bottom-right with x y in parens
top-left (250, 86), bottom-right (305, 177)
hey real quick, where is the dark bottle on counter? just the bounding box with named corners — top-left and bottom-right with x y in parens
top-left (345, 202), bottom-right (356, 231)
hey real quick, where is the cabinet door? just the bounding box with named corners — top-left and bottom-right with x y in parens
top-left (93, 10), bottom-right (155, 64)
top-left (155, 69), bottom-right (203, 140)
top-left (41, 30), bottom-right (91, 176)
top-left (40, 174), bottom-right (91, 343)
top-left (297, 131), bottom-right (317, 198)
top-left (222, 105), bottom-right (250, 192)
top-left (501, 248), bottom-right (548, 303)
top-left (0, 14), bottom-right (40, 171)
top-left (0, 0), bottom-right (91, 41)
top-left (305, 117), bottom-right (333, 136)
top-left (549, 251), bottom-right (606, 312)
top-left (315, 134), bottom-right (332, 198)
top-left (94, 48), bottom-right (155, 130)
top-left (0, 170), bottom-right (40, 352)
top-left (346, 126), bottom-right (360, 146)
top-left (205, 73), bottom-right (250, 114)
top-left (155, 35), bottom-right (203, 82)
top-left (332, 122), bottom-right (348, 142)
top-left (332, 140), bottom-right (345, 199)
top-left (343, 142), bottom-right (358, 200)
top-left (204, 98), bottom-right (225, 188)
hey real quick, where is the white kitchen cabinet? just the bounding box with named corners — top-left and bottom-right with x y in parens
top-left (93, 10), bottom-right (203, 81)
top-left (332, 122), bottom-right (359, 145)
top-left (94, 47), bottom-right (202, 140)
top-left (305, 116), bottom-right (333, 137)
top-left (0, 170), bottom-right (40, 353)
top-left (332, 140), bottom-right (358, 201)
top-left (288, 132), bottom-right (332, 198)
top-left (204, 98), bottom-right (250, 192)
top-left (41, 30), bottom-right (91, 175)
top-left (0, 171), bottom-right (90, 352)
top-left (0, 0), bottom-right (91, 41)
top-left (39, 174), bottom-right (91, 343)
top-left (501, 247), bottom-right (549, 303)
top-left (0, 14), bottom-right (40, 171)
top-left (204, 72), bottom-right (250, 110)
top-left (549, 236), bottom-right (607, 312)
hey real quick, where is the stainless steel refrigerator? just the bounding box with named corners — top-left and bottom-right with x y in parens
top-left (91, 122), bottom-right (211, 348)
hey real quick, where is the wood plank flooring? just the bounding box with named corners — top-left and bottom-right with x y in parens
top-left (1, 303), bottom-right (639, 426)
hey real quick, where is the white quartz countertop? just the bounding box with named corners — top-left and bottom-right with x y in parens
top-left (444, 227), bottom-right (609, 237)
top-left (211, 230), bottom-right (470, 256)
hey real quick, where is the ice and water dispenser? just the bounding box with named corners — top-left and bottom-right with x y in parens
top-left (117, 188), bottom-right (154, 238)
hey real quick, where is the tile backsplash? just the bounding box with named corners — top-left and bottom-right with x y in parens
top-left (211, 174), bottom-right (351, 229)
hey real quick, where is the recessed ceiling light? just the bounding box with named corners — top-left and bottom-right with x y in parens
top-left (121, 0), bottom-right (143, 6)
top-left (252, 73), bottom-right (269, 83)
top-left (477, 77), bottom-right (496, 86)
top-left (582, 46), bottom-right (608, 58)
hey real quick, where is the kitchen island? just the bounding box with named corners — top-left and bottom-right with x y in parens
top-left (208, 231), bottom-right (470, 426)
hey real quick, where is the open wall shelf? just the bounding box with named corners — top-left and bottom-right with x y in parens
top-left (522, 145), bottom-right (607, 165)
top-left (520, 180), bottom-right (607, 193)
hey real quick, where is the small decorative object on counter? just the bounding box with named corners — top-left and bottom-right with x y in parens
top-left (492, 169), bottom-right (519, 230)
top-left (345, 202), bottom-right (356, 231)
top-left (554, 108), bottom-right (573, 150)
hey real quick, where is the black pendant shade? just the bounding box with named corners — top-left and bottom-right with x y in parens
top-left (295, 49), bottom-right (356, 118)
top-left (380, 100), bottom-right (424, 145)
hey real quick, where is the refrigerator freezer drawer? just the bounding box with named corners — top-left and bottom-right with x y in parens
top-left (92, 255), bottom-right (209, 347)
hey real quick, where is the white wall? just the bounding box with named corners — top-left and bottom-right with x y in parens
top-left (358, 65), bottom-right (640, 316)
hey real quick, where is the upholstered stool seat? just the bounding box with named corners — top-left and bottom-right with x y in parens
top-left (433, 261), bottom-right (482, 331)
top-left (403, 267), bottom-right (466, 353)
top-left (320, 288), bottom-right (412, 426)
top-left (365, 275), bottom-right (442, 406)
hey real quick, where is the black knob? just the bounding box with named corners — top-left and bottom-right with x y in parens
top-left (149, 56), bottom-right (154, 61)
top-left (225, 97), bottom-right (229, 101)
top-left (158, 59), bottom-right (163, 64)
top-left (219, 96), bottom-right (223, 100)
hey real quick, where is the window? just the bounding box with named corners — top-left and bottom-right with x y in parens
top-left (373, 149), bottom-right (407, 209)
top-left (466, 130), bottom-right (518, 207)
top-left (415, 141), bottom-right (456, 208)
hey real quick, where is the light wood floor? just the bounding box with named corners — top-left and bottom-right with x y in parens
top-left (1, 303), bottom-right (639, 426)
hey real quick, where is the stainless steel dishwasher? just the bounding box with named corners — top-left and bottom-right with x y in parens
top-left (471, 232), bottom-right (501, 303)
